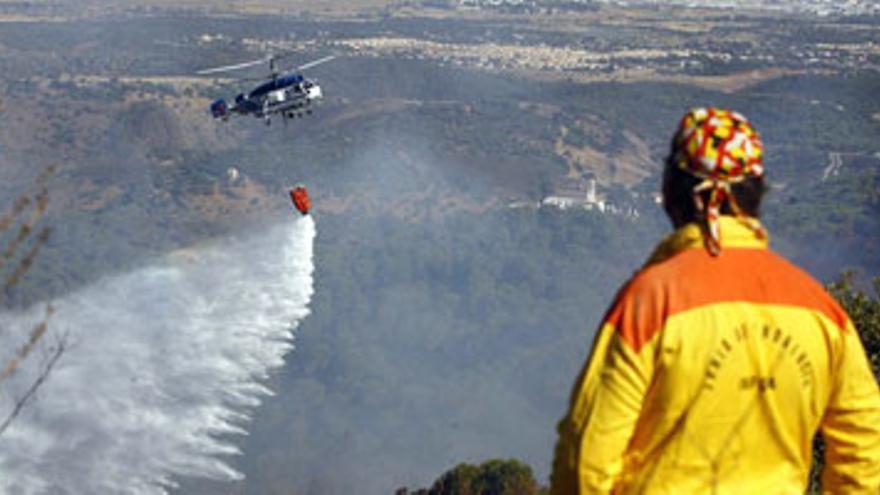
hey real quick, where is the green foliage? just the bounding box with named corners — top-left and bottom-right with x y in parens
top-left (808, 272), bottom-right (880, 493)
top-left (400, 458), bottom-right (543, 495)
top-left (827, 271), bottom-right (880, 379)
top-left (432, 459), bottom-right (539, 495)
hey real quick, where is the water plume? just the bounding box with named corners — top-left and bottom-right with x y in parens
top-left (0, 215), bottom-right (316, 494)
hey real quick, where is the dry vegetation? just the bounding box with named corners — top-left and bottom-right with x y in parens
top-left (0, 163), bottom-right (66, 437)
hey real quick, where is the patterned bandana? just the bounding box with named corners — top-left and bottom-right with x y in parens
top-left (672, 107), bottom-right (766, 255)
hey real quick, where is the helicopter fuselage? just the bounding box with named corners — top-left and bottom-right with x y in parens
top-left (210, 72), bottom-right (323, 123)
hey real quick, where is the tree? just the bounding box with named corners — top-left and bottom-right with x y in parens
top-left (808, 272), bottom-right (880, 493)
top-left (0, 100), bottom-right (65, 436)
top-left (397, 458), bottom-right (545, 495)
top-left (827, 272), bottom-right (880, 380)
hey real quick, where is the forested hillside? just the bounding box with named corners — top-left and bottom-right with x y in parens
top-left (188, 208), bottom-right (663, 494)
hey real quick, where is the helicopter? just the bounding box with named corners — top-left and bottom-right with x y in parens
top-left (197, 54), bottom-right (335, 126)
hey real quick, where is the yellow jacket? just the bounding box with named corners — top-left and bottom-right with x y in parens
top-left (551, 217), bottom-right (880, 495)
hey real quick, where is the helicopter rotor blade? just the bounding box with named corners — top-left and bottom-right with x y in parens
top-left (231, 75), bottom-right (270, 85)
top-left (295, 55), bottom-right (336, 72)
top-left (196, 56), bottom-right (272, 75)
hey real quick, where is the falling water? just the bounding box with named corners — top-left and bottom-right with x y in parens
top-left (0, 216), bottom-right (315, 494)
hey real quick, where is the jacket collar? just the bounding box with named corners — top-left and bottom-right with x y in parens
top-left (645, 216), bottom-right (770, 266)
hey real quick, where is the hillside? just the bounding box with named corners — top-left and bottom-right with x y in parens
top-left (0, 3), bottom-right (878, 493)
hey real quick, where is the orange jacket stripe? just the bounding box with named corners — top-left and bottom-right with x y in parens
top-left (610, 247), bottom-right (850, 353)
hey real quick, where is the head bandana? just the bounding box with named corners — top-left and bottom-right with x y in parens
top-left (672, 107), bottom-right (766, 255)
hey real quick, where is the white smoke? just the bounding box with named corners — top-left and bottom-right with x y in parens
top-left (0, 215), bottom-right (316, 494)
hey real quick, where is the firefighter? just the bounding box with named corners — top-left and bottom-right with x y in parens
top-left (550, 108), bottom-right (880, 494)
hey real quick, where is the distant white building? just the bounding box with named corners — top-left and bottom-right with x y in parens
top-left (534, 178), bottom-right (645, 218)
top-left (541, 178), bottom-right (607, 212)
top-left (541, 195), bottom-right (582, 210)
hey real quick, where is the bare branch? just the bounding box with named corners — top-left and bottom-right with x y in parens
top-left (1, 187), bottom-right (50, 272)
top-left (0, 163), bottom-right (60, 438)
top-left (4, 227), bottom-right (51, 288)
top-left (0, 166), bottom-right (51, 233)
top-left (0, 331), bottom-right (67, 436)
top-left (0, 304), bottom-right (54, 382)
top-left (0, 195), bottom-right (31, 232)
